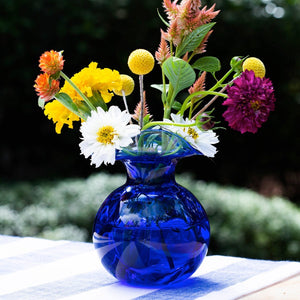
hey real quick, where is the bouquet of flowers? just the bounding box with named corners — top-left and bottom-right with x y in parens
top-left (34, 0), bottom-right (276, 168)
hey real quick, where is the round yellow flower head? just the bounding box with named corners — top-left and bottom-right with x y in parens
top-left (113, 74), bottom-right (135, 96)
top-left (128, 49), bottom-right (154, 75)
top-left (242, 57), bottom-right (266, 78)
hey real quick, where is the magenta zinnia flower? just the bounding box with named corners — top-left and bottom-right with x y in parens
top-left (222, 70), bottom-right (276, 134)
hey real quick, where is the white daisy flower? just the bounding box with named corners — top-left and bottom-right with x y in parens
top-left (79, 106), bottom-right (140, 167)
top-left (163, 113), bottom-right (219, 157)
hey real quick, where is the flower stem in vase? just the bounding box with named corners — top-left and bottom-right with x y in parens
top-left (159, 227), bottom-right (175, 270)
top-left (138, 75), bottom-right (145, 129)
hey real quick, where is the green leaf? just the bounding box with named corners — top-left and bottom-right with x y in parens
top-left (90, 91), bottom-right (107, 111)
top-left (230, 56), bottom-right (245, 73)
top-left (176, 23), bottom-right (215, 57)
top-left (143, 114), bottom-right (151, 127)
top-left (77, 101), bottom-right (91, 119)
top-left (151, 84), bottom-right (169, 93)
top-left (50, 71), bottom-right (61, 80)
top-left (172, 101), bottom-right (182, 111)
top-left (38, 97), bottom-right (45, 109)
top-left (157, 8), bottom-right (169, 27)
top-left (55, 92), bottom-right (78, 113)
top-left (192, 56), bottom-right (221, 73)
top-left (162, 57), bottom-right (196, 97)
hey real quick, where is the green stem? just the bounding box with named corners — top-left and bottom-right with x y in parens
top-left (142, 120), bottom-right (198, 131)
top-left (189, 97), bottom-right (195, 119)
top-left (161, 70), bottom-right (167, 105)
top-left (170, 43), bottom-right (174, 58)
top-left (187, 52), bottom-right (196, 63)
top-left (178, 67), bottom-right (234, 116)
top-left (209, 68), bottom-right (234, 92)
top-left (163, 84), bottom-right (175, 120)
top-left (121, 90), bottom-right (132, 124)
top-left (139, 75), bottom-right (144, 129)
top-left (179, 90), bottom-right (227, 115)
top-left (192, 86), bottom-right (227, 120)
top-left (60, 71), bottom-right (96, 111)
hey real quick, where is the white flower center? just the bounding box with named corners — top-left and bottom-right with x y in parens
top-left (97, 125), bottom-right (118, 145)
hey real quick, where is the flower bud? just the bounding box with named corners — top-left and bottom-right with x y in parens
top-left (230, 56), bottom-right (243, 74)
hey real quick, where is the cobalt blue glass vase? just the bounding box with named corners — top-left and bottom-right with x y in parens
top-left (93, 129), bottom-right (210, 286)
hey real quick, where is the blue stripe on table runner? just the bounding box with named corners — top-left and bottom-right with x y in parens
top-left (134, 259), bottom-right (286, 300)
top-left (1, 270), bottom-right (118, 300)
top-left (0, 241), bottom-right (94, 275)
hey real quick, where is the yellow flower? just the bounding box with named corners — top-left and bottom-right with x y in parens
top-left (113, 74), bottom-right (135, 96)
top-left (44, 100), bottom-right (80, 134)
top-left (242, 57), bottom-right (266, 78)
top-left (128, 49), bottom-right (154, 75)
top-left (61, 62), bottom-right (122, 104)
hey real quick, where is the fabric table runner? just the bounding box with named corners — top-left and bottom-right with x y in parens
top-left (0, 235), bottom-right (299, 299)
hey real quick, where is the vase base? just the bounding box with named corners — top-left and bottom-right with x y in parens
top-left (93, 227), bottom-right (208, 286)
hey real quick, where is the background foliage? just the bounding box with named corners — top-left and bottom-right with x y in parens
top-left (1, 174), bottom-right (299, 260)
top-left (1, 0), bottom-right (300, 203)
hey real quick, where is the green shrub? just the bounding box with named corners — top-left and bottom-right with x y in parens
top-left (178, 175), bottom-right (300, 260)
top-left (0, 173), bottom-right (299, 260)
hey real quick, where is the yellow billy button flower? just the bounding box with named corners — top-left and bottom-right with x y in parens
top-left (242, 57), bottom-right (266, 78)
top-left (128, 49), bottom-right (155, 75)
top-left (113, 74), bottom-right (135, 96)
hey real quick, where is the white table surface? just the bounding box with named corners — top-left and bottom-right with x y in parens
top-left (0, 235), bottom-right (299, 300)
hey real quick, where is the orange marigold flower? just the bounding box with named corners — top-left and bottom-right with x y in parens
top-left (39, 50), bottom-right (64, 75)
top-left (34, 73), bottom-right (60, 102)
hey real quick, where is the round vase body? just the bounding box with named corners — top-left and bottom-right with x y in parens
top-left (93, 130), bottom-right (210, 286)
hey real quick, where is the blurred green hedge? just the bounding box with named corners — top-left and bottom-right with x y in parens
top-left (1, 173), bottom-right (299, 261)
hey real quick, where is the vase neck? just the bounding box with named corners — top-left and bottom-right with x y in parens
top-left (122, 157), bottom-right (177, 184)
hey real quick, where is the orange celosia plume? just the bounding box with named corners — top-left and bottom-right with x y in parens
top-left (161, 0), bottom-right (219, 51)
top-left (155, 30), bottom-right (171, 63)
top-left (189, 71), bottom-right (206, 95)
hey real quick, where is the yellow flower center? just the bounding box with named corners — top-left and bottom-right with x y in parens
top-left (251, 100), bottom-right (261, 111)
top-left (97, 125), bottom-right (117, 145)
top-left (185, 127), bottom-right (199, 140)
